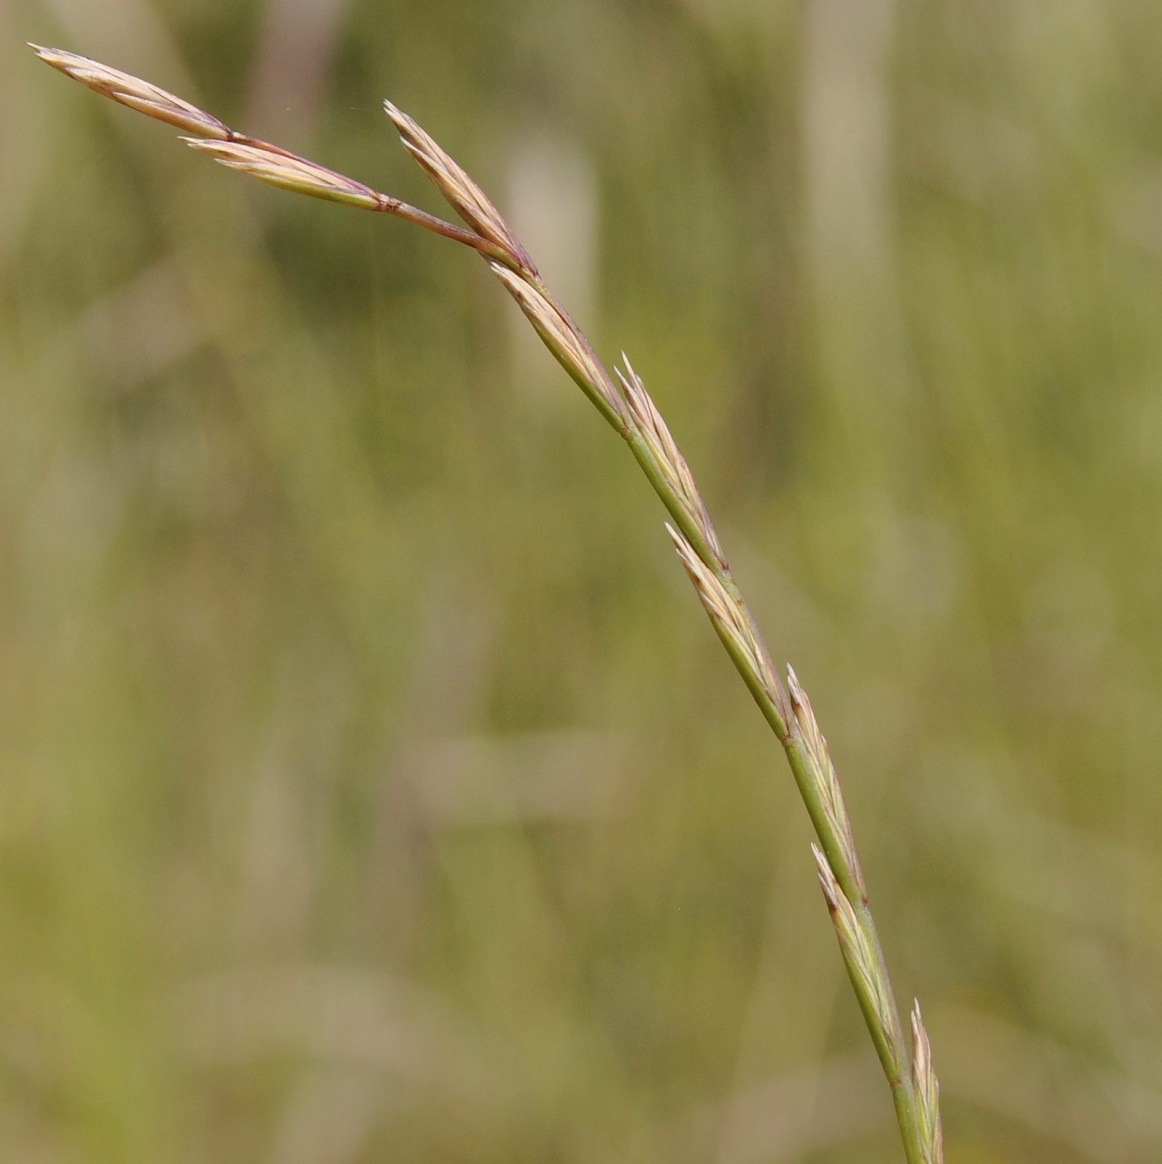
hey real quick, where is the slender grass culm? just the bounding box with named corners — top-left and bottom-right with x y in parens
top-left (32, 44), bottom-right (944, 1163)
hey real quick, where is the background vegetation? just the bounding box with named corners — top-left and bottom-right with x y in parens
top-left (4, 1), bottom-right (1162, 1160)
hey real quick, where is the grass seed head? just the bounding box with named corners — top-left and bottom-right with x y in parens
top-left (911, 1003), bottom-right (944, 1163)
top-left (615, 359), bottom-right (725, 564)
top-left (813, 845), bottom-right (897, 1061)
top-left (787, 665), bottom-right (864, 890)
top-left (385, 100), bottom-right (536, 273)
top-left (489, 264), bottom-right (624, 421)
top-left (182, 138), bottom-right (383, 209)
top-left (30, 44), bottom-right (230, 140)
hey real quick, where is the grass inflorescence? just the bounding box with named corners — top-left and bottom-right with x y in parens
top-left (32, 42), bottom-right (943, 1163)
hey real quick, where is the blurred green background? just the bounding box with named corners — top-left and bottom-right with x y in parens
top-left (3, 1), bottom-right (1162, 1160)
